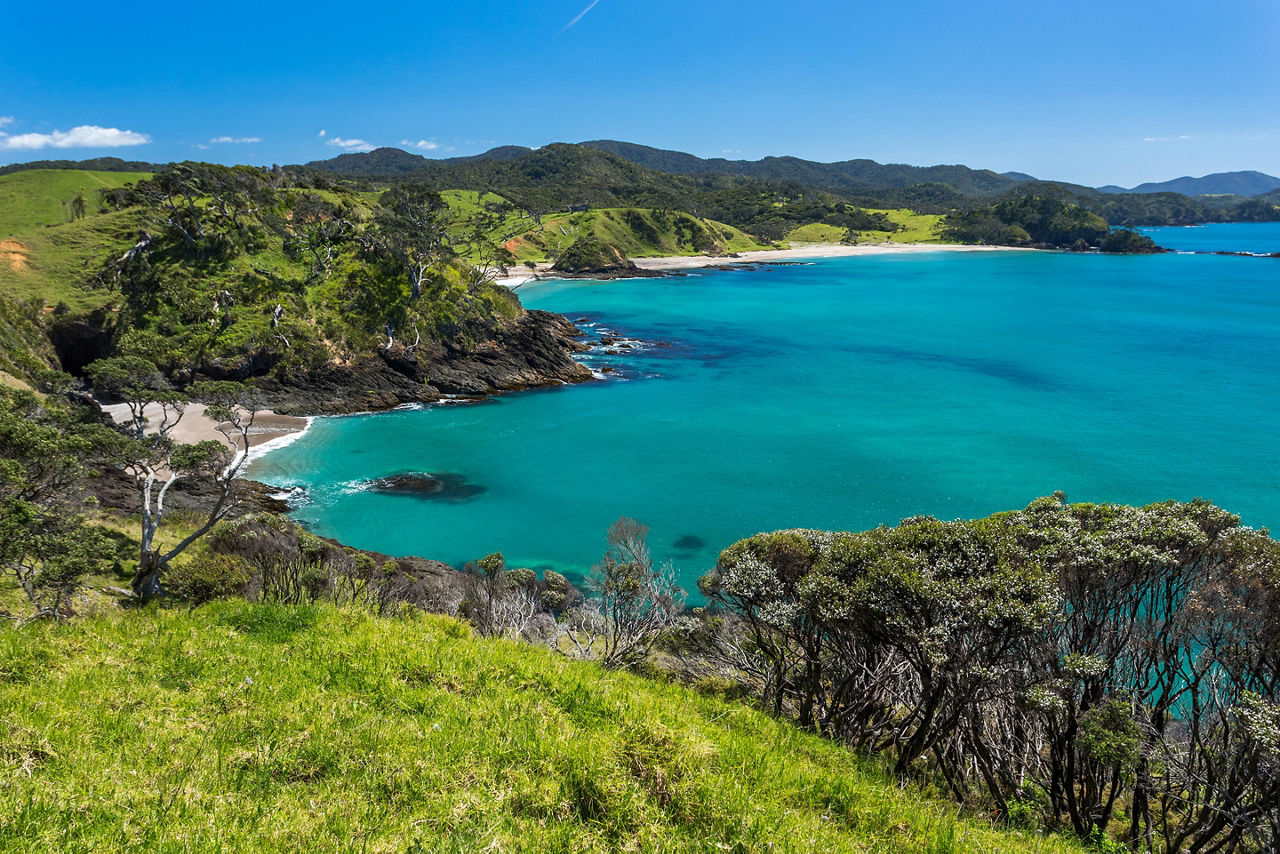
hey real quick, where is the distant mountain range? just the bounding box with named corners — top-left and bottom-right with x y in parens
top-left (306, 140), bottom-right (1026, 197)
top-left (1, 145), bottom-right (1275, 204)
top-left (304, 143), bottom-right (1280, 202)
top-left (1098, 171), bottom-right (1280, 197)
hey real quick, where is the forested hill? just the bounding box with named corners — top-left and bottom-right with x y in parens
top-left (578, 139), bottom-right (1026, 196)
top-left (302, 142), bottom-right (1280, 227)
top-left (0, 156), bottom-right (158, 177)
top-left (306, 140), bottom-right (1027, 197)
top-left (1098, 170), bottom-right (1280, 197)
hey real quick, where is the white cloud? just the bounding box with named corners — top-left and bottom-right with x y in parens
top-left (327, 137), bottom-right (375, 152)
top-left (209, 135), bottom-right (261, 144)
top-left (0, 116), bottom-right (13, 127)
top-left (1142, 134), bottom-right (1193, 143)
top-left (399, 139), bottom-right (440, 151)
top-left (318, 129), bottom-right (326, 138)
top-left (0, 124), bottom-right (151, 151)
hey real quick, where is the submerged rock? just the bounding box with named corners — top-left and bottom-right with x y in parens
top-left (367, 472), bottom-right (487, 502)
top-left (673, 534), bottom-right (706, 551)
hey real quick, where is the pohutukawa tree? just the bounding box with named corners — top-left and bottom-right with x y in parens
top-left (88, 357), bottom-right (260, 598)
top-left (370, 184), bottom-right (453, 301)
top-left (0, 388), bottom-right (112, 621)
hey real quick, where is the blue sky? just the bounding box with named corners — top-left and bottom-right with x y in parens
top-left (3, 0), bottom-right (1277, 186)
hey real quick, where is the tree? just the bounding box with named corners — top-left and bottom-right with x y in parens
top-left (560, 518), bottom-right (685, 668)
top-left (0, 389), bottom-right (113, 620)
top-left (699, 497), bottom-right (1280, 850)
top-left (281, 192), bottom-right (353, 280)
top-left (461, 552), bottom-right (540, 638)
top-left (371, 185), bottom-right (453, 300)
top-left (69, 189), bottom-right (87, 220)
top-left (87, 358), bottom-right (260, 597)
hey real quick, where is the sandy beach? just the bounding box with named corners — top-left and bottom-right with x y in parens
top-left (492, 242), bottom-right (1029, 286)
top-left (100, 400), bottom-right (310, 458)
top-left (632, 242), bottom-right (1028, 270)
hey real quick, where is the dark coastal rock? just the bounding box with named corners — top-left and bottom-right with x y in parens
top-left (236, 310), bottom-right (593, 415)
top-left (416, 310), bottom-right (593, 396)
top-left (673, 534), bottom-right (706, 551)
top-left (366, 472), bottom-right (487, 502)
top-left (89, 465), bottom-right (289, 517)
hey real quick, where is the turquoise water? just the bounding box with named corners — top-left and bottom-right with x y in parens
top-left (251, 225), bottom-right (1280, 592)
top-left (1138, 221), bottom-right (1280, 254)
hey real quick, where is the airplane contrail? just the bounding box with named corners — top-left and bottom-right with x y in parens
top-left (559, 0), bottom-right (601, 36)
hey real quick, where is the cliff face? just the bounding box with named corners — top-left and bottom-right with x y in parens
top-left (239, 309), bottom-right (593, 415)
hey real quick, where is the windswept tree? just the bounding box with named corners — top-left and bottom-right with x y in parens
top-left (560, 518), bottom-right (685, 669)
top-left (281, 192), bottom-right (354, 280)
top-left (371, 184), bottom-right (453, 300)
top-left (698, 497), bottom-right (1280, 850)
top-left (460, 552), bottom-right (541, 638)
top-left (87, 357), bottom-right (260, 597)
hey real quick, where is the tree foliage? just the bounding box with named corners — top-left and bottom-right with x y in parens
top-left (560, 518), bottom-right (685, 669)
top-left (697, 496), bottom-right (1280, 850)
top-left (0, 389), bottom-right (115, 620)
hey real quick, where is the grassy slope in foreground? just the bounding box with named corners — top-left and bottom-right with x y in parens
top-left (0, 602), bottom-right (1079, 853)
top-left (0, 169), bottom-right (153, 237)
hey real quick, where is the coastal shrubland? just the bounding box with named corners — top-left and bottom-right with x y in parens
top-left (692, 496), bottom-right (1280, 851)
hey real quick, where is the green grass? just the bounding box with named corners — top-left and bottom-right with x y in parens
top-left (0, 208), bottom-right (149, 311)
top-left (0, 601), bottom-right (1081, 852)
top-left (784, 223), bottom-right (848, 243)
top-left (859, 209), bottom-right (945, 243)
top-left (777, 211), bottom-right (947, 248)
top-left (0, 170), bottom-right (153, 237)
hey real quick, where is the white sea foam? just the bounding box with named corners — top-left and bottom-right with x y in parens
top-left (241, 417), bottom-right (314, 466)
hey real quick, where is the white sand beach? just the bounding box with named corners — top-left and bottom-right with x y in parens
top-left (100, 400), bottom-right (310, 457)
top-left (492, 242), bottom-right (1030, 286)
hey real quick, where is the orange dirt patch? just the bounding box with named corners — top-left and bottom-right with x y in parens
top-left (0, 239), bottom-right (30, 273)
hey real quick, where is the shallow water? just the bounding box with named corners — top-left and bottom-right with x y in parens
top-left (251, 224), bottom-right (1280, 592)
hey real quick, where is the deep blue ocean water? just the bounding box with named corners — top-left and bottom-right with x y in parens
top-left (250, 223), bottom-right (1280, 591)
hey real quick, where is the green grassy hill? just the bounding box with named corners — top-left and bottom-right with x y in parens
top-left (438, 191), bottom-right (769, 263)
top-left (784, 209), bottom-right (945, 245)
top-left (0, 601), bottom-right (1080, 852)
top-left (0, 169), bottom-right (153, 236)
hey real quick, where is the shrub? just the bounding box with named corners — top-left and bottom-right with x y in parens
top-left (167, 553), bottom-right (250, 604)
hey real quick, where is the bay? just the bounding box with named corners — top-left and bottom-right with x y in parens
top-left (250, 227), bottom-right (1280, 592)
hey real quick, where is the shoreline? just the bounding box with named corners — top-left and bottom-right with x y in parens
top-left (492, 242), bottom-right (1030, 286)
top-left (632, 241), bottom-right (1031, 270)
top-left (100, 400), bottom-right (312, 459)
